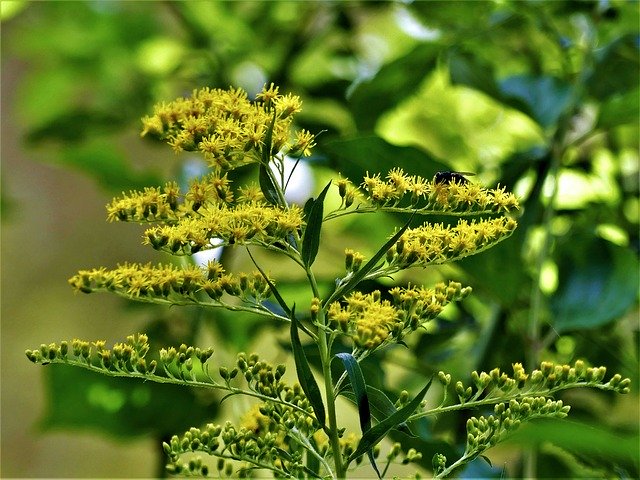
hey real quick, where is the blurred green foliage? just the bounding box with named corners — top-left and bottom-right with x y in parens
top-left (5, 0), bottom-right (638, 477)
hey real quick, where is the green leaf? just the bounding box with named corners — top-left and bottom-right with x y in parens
top-left (59, 140), bottom-right (160, 192)
top-left (335, 353), bottom-right (371, 432)
top-left (588, 34), bottom-right (640, 101)
top-left (340, 386), bottom-right (415, 437)
top-left (290, 311), bottom-right (326, 427)
top-left (348, 43), bottom-right (440, 131)
top-left (348, 378), bottom-right (433, 465)
top-left (259, 164), bottom-right (280, 206)
top-left (499, 75), bottom-right (574, 128)
top-left (301, 181), bottom-right (332, 268)
top-left (321, 136), bottom-right (448, 182)
top-left (246, 247), bottom-right (291, 318)
top-left (327, 214), bottom-right (414, 305)
top-left (448, 51), bottom-right (503, 100)
top-left (597, 87), bottom-right (640, 129)
top-left (261, 110), bottom-right (276, 165)
top-left (551, 237), bottom-right (639, 333)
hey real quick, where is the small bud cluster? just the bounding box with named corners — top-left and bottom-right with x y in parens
top-left (386, 442), bottom-right (423, 467)
top-left (25, 333), bottom-right (158, 375)
top-left (141, 84), bottom-right (315, 172)
top-left (162, 365), bottom-right (319, 480)
top-left (337, 168), bottom-right (519, 216)
top-left (326, 281), bottom-right (470, 350)
top-left (68, 261), bottom-right (273, 305)
top-left (452, 361), bottom-right (632, 404)
top-left (464, 396), bottom-right (570, 455)
top-left (235, 353), bottom-right (318, 432)
top-left (335, 177), bottom-right (361, 209)
top-left (159, 343), bottom-right (215, 382)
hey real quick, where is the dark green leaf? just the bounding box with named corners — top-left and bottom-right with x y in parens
top-left (259, 164), bottom-right (280, 206)
top-left (306, 435), bottom-right (321, 479)
top-left (588, 34), bottom-right (640, 101)
top-left (340, 385), bottom-right (415, 437)
top-left (327, 214), bottom-right (414, 305)
top-left (321, 136), bottom-right (448, 182)
top-left (348, 43), bottom-right (440, 131)
top-left (348, 378), bottom-right (433, 464)
top-left (448, 51), bottom-right (503, 100)
top-left (499, 75), bottom-right (574, 128)
top-left (551, 237), bottom-right (639, 332)
top-left (290, 312), bottom-right (326, 427)
top-left (261, 111), bottom-right (276, 165)
top-left (301, 181), bottom-right (332, 268)
top-left (246, 247), bottom-right (294, 322)
top-left (335, 353), bottom-right (370, 433)
top-left (597, 87), bottom-right (640, 129)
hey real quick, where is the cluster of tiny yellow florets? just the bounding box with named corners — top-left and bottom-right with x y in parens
top-left (143, 202), bottom-right (305, 255)
top-left (326, 281), bottom-right (471, 350)
top-left (341, 217), bottom-right (517, 276)
top-left (106, 174), bottom-right (237, 224)
top-left (68, 260), bottom-right (273, 304)
top-left (141, 84), bottom-right (315, 171)
top-left (387, 217), bottom-right (518, 268)
top-left (333, 168), bottom-right (519, 216)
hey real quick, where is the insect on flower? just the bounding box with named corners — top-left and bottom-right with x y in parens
top-left (433, 171), bottom-right (476, 185)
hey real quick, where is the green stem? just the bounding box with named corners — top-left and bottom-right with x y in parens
top-left (306, 265), bottom-right (345, 479)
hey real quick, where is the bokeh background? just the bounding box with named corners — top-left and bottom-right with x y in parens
top-left (2, 1), bottom-right (638, 478)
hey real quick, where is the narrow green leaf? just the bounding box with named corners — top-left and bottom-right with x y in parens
top-left (326, 214), bottom-right (414, 306)
top-left (246, 248), bottom-right (291, 317)
top-left (301, 181), bottom-right (332, 268)
top-left (290, 312), bottom-right (326, 427)
top-left (480, 455), bottom-right (493, 467)
top-left (261, 111), bottom-right (276, 165)
top-left (305, 435), bottom-right (321, 479)
top-left (336, 352), bottom-right (380, 478)
top-left (335, 353), bottom-right (371, 432)
top-left (348, 378), bottom-right (433, 464)
top-left (340, 386), bottom-right (415, 437)
top-left (259, 164), bottom-right (280, 206)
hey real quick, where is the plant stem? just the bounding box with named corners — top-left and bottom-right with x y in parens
top-left (307, 265), bottom-right (345, 478)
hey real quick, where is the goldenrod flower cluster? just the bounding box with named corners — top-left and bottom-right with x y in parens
top-left (68, 261), bottom-right (273, 304)
top-left (141, 84), bottom-right (315, 171)
top-left (144, 202), bottom-right (305, 255)
top-left (106, 174), bottom-right (235, 223)
top-left (327, 281), bottom-right (471, 350)
top-left (334, 168), bottom-right (520, 217)
top-left (387, 217), bottom-right (518, 268)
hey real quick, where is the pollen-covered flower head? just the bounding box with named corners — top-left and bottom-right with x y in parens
top-left (141, 84), bottom-right (315, 172)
